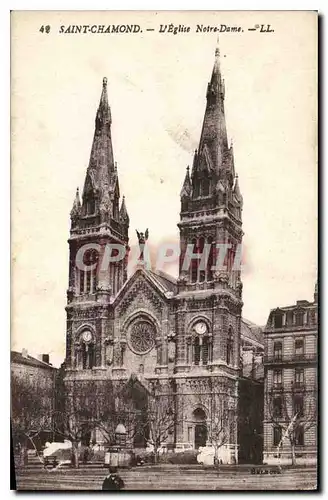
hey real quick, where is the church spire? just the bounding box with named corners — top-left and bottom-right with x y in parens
top-left (119, 195), bottom-right (129, 223)
top-left (96, 77), bottom-right (112, 129)
top-left (82, 77), bottom-right (115, 210)
top-left (180, 166), bottom-right (192, 199)
top-left (70, 187), bottom-right (81, 219)
top-left (233, 174), bottom-right (243, 206)
top-left (196, 38), bottom-right (229, 177)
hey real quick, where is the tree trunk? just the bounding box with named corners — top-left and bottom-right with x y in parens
top-left (214, 446), bottom-right (219, 467)
top-left (71, 442), bottom-right (79, 468)
top-left (154, 448), bottom-right (159, 465)
top-left (291, 440), bottom-right (296, 466)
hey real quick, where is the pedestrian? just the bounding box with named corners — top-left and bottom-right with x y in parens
top-left (102, 466), bottom-right (125, 491)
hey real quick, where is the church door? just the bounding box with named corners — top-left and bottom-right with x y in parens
top-left (195, 424), bottom-right (207, 449)
top-left (193, 407), bottom-right (207, 449)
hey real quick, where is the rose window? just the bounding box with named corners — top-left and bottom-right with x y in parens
top-left (129, 321), bottom-right (155, 355)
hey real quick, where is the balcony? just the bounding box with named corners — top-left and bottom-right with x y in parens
top-left (272, 382), bottom-right (283, 391)
top-left (264, 353), bottom-right (317, 365)
top-left (291, 381), bottom-right (305, 390)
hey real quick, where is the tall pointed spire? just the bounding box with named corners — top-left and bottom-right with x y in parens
top-left (233, 174), bottom-right (243, 206)
top-left (195, 38), bottom-right (229, 178)
top-left (180, 166), bottom-right (192, 199)
top-left (83, 77), bottom-right (115, 205)
top-left (96, 77), bottom-right (111, 129)
top-left (70, 187), bottom-right (81, 219)
top-left (119, 195), bottom-right (129, 223)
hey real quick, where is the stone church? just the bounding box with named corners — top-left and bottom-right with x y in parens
top-left (64, 44), bottom-right (260, 463)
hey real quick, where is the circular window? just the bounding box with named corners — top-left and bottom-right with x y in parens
top-left (129, 320), bottom-right (155, 355)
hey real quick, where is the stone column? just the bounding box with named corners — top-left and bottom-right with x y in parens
top-left (198, 338), bottom-right (203, 366)
top-left (175, 301), bottom-right (188, 373)
top-left (212, 298), bottom-right (227, 368)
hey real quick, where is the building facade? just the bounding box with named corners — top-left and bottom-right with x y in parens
top-left (63, 44), bottom-right (261, 463)
top-left (263, 285), bottom-right (318, 464)
top-left (11, 350), bottom-right (57, 449)
top-left (238, 320), bottom-right (264, 464)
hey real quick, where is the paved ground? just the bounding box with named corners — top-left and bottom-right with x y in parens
top-left (14, 458), bottom-right (318, 491)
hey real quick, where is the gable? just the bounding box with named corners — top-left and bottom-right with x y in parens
top-left (113, 269), bottom-right (168, 319)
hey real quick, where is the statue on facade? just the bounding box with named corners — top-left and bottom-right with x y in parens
top-left (136, 228), bottom-right (149, 261)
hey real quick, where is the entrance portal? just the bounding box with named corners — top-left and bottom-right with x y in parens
top-left (195, 424), bottom-right (207, 448)
top-left (193, 408), bottom-right (207, 449)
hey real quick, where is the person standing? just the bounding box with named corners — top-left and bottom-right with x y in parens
top-left (102, 466), bottom-right (125, 491)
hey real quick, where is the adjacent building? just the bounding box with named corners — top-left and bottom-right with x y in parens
top-left (263, 284), bottom-right (318, 464)
top-left (11, 350), bottom-right (57, 448)
top-left (238, 320), bottom-right (264, 464)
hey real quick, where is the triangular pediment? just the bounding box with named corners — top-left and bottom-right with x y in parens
top-left (112, 268), bottom-right (169, 317)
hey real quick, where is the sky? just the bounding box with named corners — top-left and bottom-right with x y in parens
top-left (11, 11), bottom-right (317, 367)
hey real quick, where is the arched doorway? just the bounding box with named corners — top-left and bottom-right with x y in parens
top-left (193, 408), bottom-right (207, 449)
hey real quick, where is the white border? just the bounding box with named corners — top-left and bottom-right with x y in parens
top-left (2, 1), bottom-right (324, 498)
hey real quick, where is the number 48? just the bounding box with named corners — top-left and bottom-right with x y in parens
top-left (39, 25), bottom-right (51, 34)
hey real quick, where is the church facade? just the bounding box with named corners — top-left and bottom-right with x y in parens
top-left (64, 45), bottom-right (248, 463)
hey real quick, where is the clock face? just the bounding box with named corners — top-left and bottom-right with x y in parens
top-left (195, 321), bottom-right (207, 335)
top-left (82, 330), bottom-right (92, 343)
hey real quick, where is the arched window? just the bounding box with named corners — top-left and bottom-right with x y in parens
top-left (226, 328), bottom-right (233, 365)
top-left (199, 237), bottom-right (205, 283)
top-left (85, 192), bottom-right (95, 215)
top-left (82, 342), bottom-right (94, 369)
top-left (202, 336), bottom-right (209, 365)
top-left (194, 337), bottom-right (201, 365)
top-left (113, 193), bottom-right (119, 220)
top-left (191, 239), bottom-right (198, 283)
top-left (206, 237), bottom-right (214, 282)
top-left (192, 322), bottom-right (211, 366)
top-left (79, 249), bottom-right (98, 295)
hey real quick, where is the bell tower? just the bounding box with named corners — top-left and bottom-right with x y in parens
top-left (178, 42), bottom-right (243, 295)
top-left (65, 77), bottom-right (129, 370)
top-left (175, 41), bottom-right (244, 372)
top-left (173, 44), bottom-right (244, 461)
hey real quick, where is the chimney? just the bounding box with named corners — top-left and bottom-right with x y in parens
top-left (22, 348), bottom-right (28, 358)
top-left (42, 354), bottom-right (50, 364)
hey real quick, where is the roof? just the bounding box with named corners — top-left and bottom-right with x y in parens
top-left (147, 270), bottom-right (177, 294)
top-left (241, 319), bottom-right (264, 347)
top-left (11, 351), bottom-right (56, 371)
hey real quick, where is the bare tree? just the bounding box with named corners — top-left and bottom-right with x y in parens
top-left (194, 378), bottom-right (238, 465)
top-left (208, 404), bottom-right (232, 465)
top-left (54, 376), bottom-right (150, 468)
top-left (146, 380), bottom-right (176, 464)
top-left (53, 380), bottom-right (100, 468)
top-left (11, 374), bottom-right (53, 465)
top-left (266, 384), bottom-right (317, 466)
top-left (94, 378), bottom-right (145, 447)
